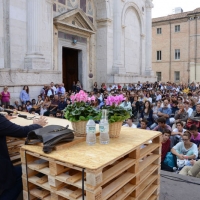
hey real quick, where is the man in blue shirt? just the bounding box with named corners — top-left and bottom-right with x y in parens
top-left (58, 96), bottom-right (67, 111)
top-left (158, 99), bottom-right (172, 125)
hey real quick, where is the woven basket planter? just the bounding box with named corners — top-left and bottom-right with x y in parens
top-left (71, 121), bottom-right (88, 137)
top-left (109, 121), bottom-right (123, 138)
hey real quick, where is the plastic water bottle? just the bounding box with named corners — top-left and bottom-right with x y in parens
top-left (99, 109), bottom-right (110, 145)
top-left (86, 118), bottom-right (96, 145)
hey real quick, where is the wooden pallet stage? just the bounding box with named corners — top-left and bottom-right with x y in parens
top-left (21, 127), bottom-right (161, 200)
top-left (7, 137), bottom-right (25, 165)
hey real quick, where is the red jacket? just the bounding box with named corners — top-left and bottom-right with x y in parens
top-left (162, 139), bottom-right (170, 162)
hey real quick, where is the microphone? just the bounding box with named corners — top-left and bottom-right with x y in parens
top-left (18, 114), bottom-right (27, 119)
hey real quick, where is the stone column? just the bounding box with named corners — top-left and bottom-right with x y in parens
top-left (112, 0), bottom-right (124, 74)
top-left (145, 0), bottom-right (154, 75)
top-left (25, 0), bottom-right (52, 69)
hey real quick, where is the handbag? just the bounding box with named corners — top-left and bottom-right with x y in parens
top-left (25, 125), bottom-right (74, 153)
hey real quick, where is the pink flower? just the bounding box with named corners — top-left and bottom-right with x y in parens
top-left (70, 95), bottom-right (76, 103)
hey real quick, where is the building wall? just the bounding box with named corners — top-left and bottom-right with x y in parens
top-left (0, 0), bottom-right (155, 104)
top-left (152, 11), bottom-right (200, 83)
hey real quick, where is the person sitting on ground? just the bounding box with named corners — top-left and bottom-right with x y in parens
top-left (123, 117), bottom-right (137, 128)
top-left (171, 121), bottom-right (186, 148)
top-left (58, 96), bottom-right (67, 111)
top-left (179, 159), bottom-right (200, 178)
top-left (49, 112), bottom-right (55, 118)
top-left (152, 100), bottom-right (161, 122)
top-left (26, 101), bottom-right (32, 112)
top-left (40, 96), bottom-right (51, 116)
top-left (120, 96), bottom-right (132, 115)
top-left (171, 131), bottom-right (198, 168)
top-left (157, 99), bottom-right (172, 125)
top-left (184, 100), bottom-right (193, 117)
top-left (170, 100), bottom-right (179, 117)
top-left (131, 96), bottom-right (140, 119)
top-left (138, 100), bottom-right (153, 128)
top-left (174, 103), bottom-right (188, 125)
top-left (56, 110), bottom-right (63, 118)
top-left (13, 101), bottom-right (19, 109)
top-left (139, 119), bottom-right (150, 130)
top-left (29, 108), bottom-right (36, 115)
top-left (186, 103), bottom-right (200, 131)
top-left (190, 125), bottom-right (200, 157)
top-left (161, 129), bottom-right (175, 172)
top-left (45, 94), bottom-right (59, 116)
top-left (153, 117), bottom-right (172, 132)
top-left (45, 85), bottom-right (54, 97)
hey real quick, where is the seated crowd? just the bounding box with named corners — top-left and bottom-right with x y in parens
top-left (1, 80), bottom-right (200, 177)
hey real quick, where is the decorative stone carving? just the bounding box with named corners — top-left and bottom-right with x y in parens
top-left (145, 0), bottom-right (154, 9)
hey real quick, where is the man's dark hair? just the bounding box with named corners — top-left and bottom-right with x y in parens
top-left (141, 119), bottom-right (148, 125)
top-left (29, 108), bottom-right (36, 113)
top-left (162, 129), bottom-right (171, 135)
top-left (157, 117), bottom-right (166, 124)
top-left (190, 125), bottom-right (198, 131)
top-left (176, 121), bottom-right (183, 126)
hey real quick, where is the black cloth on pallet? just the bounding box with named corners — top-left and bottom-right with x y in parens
top-left (25, 125), bottom-right (74, 153)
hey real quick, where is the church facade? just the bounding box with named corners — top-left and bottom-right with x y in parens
top-left (0, 0), bottom-right (155, 100)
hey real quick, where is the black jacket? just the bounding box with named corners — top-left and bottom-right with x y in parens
top-left (0, 115), bottom-right (41, 191)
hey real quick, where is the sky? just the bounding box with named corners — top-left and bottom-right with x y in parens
top-left (152, 0), bottom-right (200, 18)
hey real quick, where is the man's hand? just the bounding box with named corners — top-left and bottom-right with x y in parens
top-left (33, 116), bottom-right (48, 127)
top-left (177, 154), bottom-right (184, 160)
top-left (190, 159), bottom-right (196, 166)
top-left (6, 115), bottom-right (17, 121)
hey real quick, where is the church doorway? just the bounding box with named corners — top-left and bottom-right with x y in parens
top-left (62, 47), bottom-right (80, 92)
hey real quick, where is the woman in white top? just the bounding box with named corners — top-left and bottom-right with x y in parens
top-left (184, 101), bottom-right (193, 117)
top-left (123, 118), bottom-right (137, 128)
top-left (120, 97), bottom-right (132, 115)
top-left (145, 93), bottom-right (152, 103)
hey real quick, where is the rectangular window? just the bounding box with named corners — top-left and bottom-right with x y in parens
top-left (156, 72), bottom-right (162, 82)
top-left (175, 25), bottom-right (180, 32)
top-left (157, 28), bottom-right (162, 34)
top-left (175, 49), bottom-right (180, 60)
top-left (174, 71), bottom-right (180, 82)
top-left (157, 51), bottom-right (162, 61)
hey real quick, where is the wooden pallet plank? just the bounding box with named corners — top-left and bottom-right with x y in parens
top-left (139, 154), bottom-right (160, 172)
top-left (108, 183), bottom-right (137, 200)
top-left (36, 175), bottom-right (48, 184)
top-left (137, 185), bottom-right (158, 200)
top-left (102, 172), bottom-right (136, 200)
top-left (69, 189), bottom-right (82, 199)
top-left (102, 158), bottom-right (136, 185)
top-left (28, 159), bottom-right (49, 170)
top-left (149, 194), bottom-right (158, 200)
top-left (29, 188), bottom-right (50, 199)
top-left (50, 161), bottom-right (70, 176)
top-left (67, 172), bottom-right (83, 183)
top-left (136, 175), bottom-right (158, 199)
top-left (140, 143), bottom-right (160, 159)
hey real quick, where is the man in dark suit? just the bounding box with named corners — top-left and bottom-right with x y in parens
top-left (0, 115), bottom-right (47, 200)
